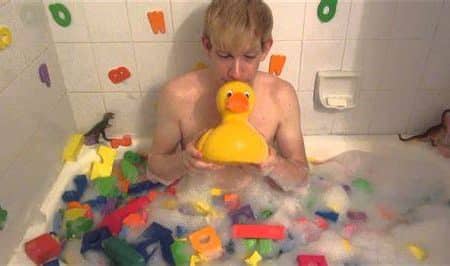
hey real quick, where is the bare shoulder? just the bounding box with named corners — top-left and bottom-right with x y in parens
top-left (257, 72), bottom-right (298, 106)
top-left (160, 70), bottom-right (205, 103)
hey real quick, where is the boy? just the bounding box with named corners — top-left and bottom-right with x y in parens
top-left (147, 0), bottom-right (308, 191)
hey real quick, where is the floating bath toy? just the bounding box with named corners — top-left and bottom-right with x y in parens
top-left (196, 81), bottom-right (268, 164)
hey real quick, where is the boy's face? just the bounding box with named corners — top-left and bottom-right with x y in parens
top-left (203, 37), bottom-right (272, 85)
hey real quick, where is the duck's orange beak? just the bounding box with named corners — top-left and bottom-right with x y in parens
top-left (226, 92), bottom-right (249, 113)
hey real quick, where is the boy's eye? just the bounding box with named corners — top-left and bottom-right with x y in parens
top-left (245, 55), bottom-right (256, 59)
top-left (217, 53), bottom-right (231, 59)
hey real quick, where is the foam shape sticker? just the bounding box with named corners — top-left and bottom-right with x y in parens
top-left (39, 63), bottom-right (51, 87)
top-left (0, 25), bottom-right (12, 50)
top-left (108, 66), bottom-right (131, 84)
top-left (147, 10), bottom-right (166, 34)
top-left (62, 134), bottom-right (84, 162)
top-left (48, 3), bottom-right (71, 27)
top-left (188, 226), bottom-right (223, 260)
top-left (317, 0), bottom-right (337, 23)
top-left (268, 55), bottom-right (286, 76)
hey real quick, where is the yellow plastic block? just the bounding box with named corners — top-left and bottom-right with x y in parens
top-left (342, 239), bottom-right (353, 253)
top-left (210, 188), bottom-right (223, 197)
top-left (245, 251), bottom-right (262, 266)
top-left (193, 201), bottom-right (213, 216)
top-left (407, 244), bottom-right (427, 261)
top-left (97, 145), bottom-right (117, 165)
top-left (90, 145), bottom-right (117, 180)
top-left (189, 226), bottom-right (223, 260)
top-left (63, 134), bottom-right (84, 162)
top-left (64, 208), bottom-right (86, 221)
top-left (90, 162), bottom-right (113, 180)
top-left (189, 255), bottom-right (201, 266)
top-left (162, 198), bottom-right (178, 210)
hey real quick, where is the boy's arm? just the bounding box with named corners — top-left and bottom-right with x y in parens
top-left (268, 83), bottom-right (309, 190)
top-left (147, 85), bottom-right (187, 184)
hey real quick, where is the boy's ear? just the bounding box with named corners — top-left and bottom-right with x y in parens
top-left (260, 38), bottom-right (273, 61)
top-left (201, 36), bottom-right (212, 51)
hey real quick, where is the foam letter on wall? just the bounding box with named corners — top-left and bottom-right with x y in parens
top-left (48, 3), bottom-right (71, 27)
top-left (317, 0), bottom-right (337, 23)
top-left (108, 66), bottom-right (131, 84)
top-left (147, 11), bottom-right (166, 34)
top-left (0, 25), bottom-right (12, 50)
top-left (269, 55), bottom-right (286, 76)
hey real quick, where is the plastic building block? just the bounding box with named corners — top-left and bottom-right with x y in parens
top-left (245, 251), bottom-right (262, 266)
top-left (0, 205), bottom-right (7, 230)
top-left (0, 25), bottom-right (12, 50)
top-left (101, 198), bottom-right (118, 216)
top-left (43, 259), bottom-right (60, 266)
top-left (176, 225), bottom-right (189, 238)
top-left (66, 217), bottom-right (93, 239)
top-left (128, 180), bottom-right (161, 195)
top-left (108, 66), bottom-right (131, 84)
top-left (110, 134), bottom-right (132, 148)
top-left (193, 201), bottom-right (213, 216)
top-left (318, 0), bottom-right (337, 23)
top-left (39, 63), bottom-right (51, 87)
top-left (48, 3), bottom-right (71, 27)
top-left (351, 178), bottom-right (373, 193)
top-left (297, 254), bottom-right (328, 266)
top-left (346, 210), bottom-right (367, 222)
top-left (268, 55), bottom-right (286, 76)
top-left (259, 209), bottom-right (273, 220)
top-left (52, 209), bottom-right (63, 234)
top-left (257, 239), bottom-right (274, 257)
top-left (121, 159), bottom-right (138, 183)
top-left (232, 224), bottom-right (286, 240)
top-left (24, 233), bottom-right (62, 265)
top-left (124, 150), bottom-right (144, 164)
top-left (190, 254), bottom-right (202, 266)
top-left (136, 222), bottom-right (174, 265)
top-left (224, 193), bottom-right (240, 210)
top-left (407, 244), bottom-right (427, 261)
top-left (315, 210), bottom-right (339, 223)
top-left (64, 208), bottom-right (87, 221)
top-left (171, 239), bottom-right (192, 266)
top-left (224, 240), bottom-right (235, 254)
top-left (147, 11), bottom-right (166, 34)
top-left (62, 174), bottom-right (87, 202)
top-left (90, 145), bottom-right (117, 180)
top-left (229, 204), bottom-right (256, 224)
top-left (313, 216), bottom-right (329, 230)
top-left (103, 237), bottom-right (146, 266)
top-left (342, 239), bottom-right (352, 253)
top-left (188, 226), bottom-right (223, 260)
top-left (83, 196), bottom-right (107, 210)
top-left (210, 188), bottom-right (223, 196)
top-left (123, 211), bottom-right (148, 229)
top-left (62, 134), bottom-right (84, 162)
top-left (94, 176), bottom-right (121, 198)
top-left (81, 227), bottom-right (112, 253)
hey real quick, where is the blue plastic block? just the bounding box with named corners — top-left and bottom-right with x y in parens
top-left (83, 196), bottom-right (107, 210)
top-left (176, 225), bottom-right (188, 238)
top-left (43, 259), bottom-right (60, 266)
top-left (81, 227), bottom-right (112, 253)
top-left (315, 210), bottom-right (339, 222)
top-left (128, 180), bottom-right (162, 195)
top-left (137, 222), bottom-right (174, 265)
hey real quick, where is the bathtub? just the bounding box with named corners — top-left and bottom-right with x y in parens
top-left (7, 135), bottom-right (450, 265)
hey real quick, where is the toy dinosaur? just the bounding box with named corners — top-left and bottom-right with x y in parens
top-left (84, 112), bottom-right (115, 145)
top-left (398, 109), bottom-right (450, 146)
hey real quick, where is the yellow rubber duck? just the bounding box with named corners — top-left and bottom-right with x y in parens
top-left (196, 81), bottom-right (269, 164)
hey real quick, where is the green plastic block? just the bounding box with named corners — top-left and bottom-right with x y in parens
top-left (121, 159), bottom-right (138, 183)
top-left (94, 176), bottom-right (121, 198)
top-left (352, 178), bottom-right (373, 193)
top-left (66, 217), bottom-right (93, 239)
top-left (124, 151), bottom-right (143, 164)
top-left (259, 209), bottom-right (273, 220)
top-left (0, 206), bottom-right (7, 230)
top-left (171, 239), bottom-right (192, 266)
top-left (244, 239), bottom-right (257, 253)
top-left (102, 237), bottom-right (146, 266)
top-left (257, 239), bottom-right (273, 257)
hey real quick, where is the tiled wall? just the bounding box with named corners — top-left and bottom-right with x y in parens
top-left (0, 0), bottom-right (76, 263)
top-left (37, 0), bottom-right (450, 136)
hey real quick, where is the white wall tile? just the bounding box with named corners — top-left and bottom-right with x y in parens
top-left (435, 0), bottom-right (450, 41)
top-left (332, 91), bottom-right (376, 134)
top-left (0, 2), bottom-right (26, 90)
top-left (368, 90), bottom-right (416, 134)
top-left (83, 0), bottom-right (131, 42)
top-left (44, 0), bottom-right (90, 42)
top-left (303, 0), bottom-right (351, 40)
top-left (127, 0), bottom-right (173, 42)
top-left (347, 0), bottom-right (397, 39)
top-left (134, 42), bottom-right (177, 93)
top-left (103, 92), bottom-right (142, 135)
top-left (92, 43), bottom-right (139, 92)
top-left (381, 40), bottom-right (429, 91)
top-left (56, 43), bottom-right (101, 92)
top-left (174, 41), bottom-right (209, 75)
top-left (259, 41), bottom-right (302, 90)
top-left (391, 0), bottom-right (442, 40)
top-left (171, 1), bottom-right (209, 41)
top-left (266, 1), bottom-right (305, 41)
top-left (343, 40), bottom-right (389, 90)
top-left (406, 90), bottom-right (444, 134)
top-left (299, 40), bottom-right (345, 91)
top-left (68, 92), bottom-right (106, 133)
top-left (298, 91), bottom-right (335, 134)
top-left (423, 40), bottom-right (450, 90)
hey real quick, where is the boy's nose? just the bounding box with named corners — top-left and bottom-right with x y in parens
top-left (228, 59), bottom-right (244, 81)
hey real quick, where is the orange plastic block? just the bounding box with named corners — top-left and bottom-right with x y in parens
top-left (188, 226), bottom-right (223, 260)
top-left (224, 193), bottom-right (240, 210)
top-left (123, 211), bottom-right (148, 229)
top-left (147, 190), bottom-right (159, 202)
top-left (90, 145), bottom-right (117, 180)
top-left (110, 134), bottom-right (132, 148)
top-left (268, 54), bottom-right (286, 76)
top-left (377, 204), bottom-right (396, 220)
top-left (232, 224), bottom-right (286, 240)
top-left (62, 134), bottom-right (84, 162)
top-left (147, 11), bottom-right (166, 34)
top-left (67, 202), bottom-right (93, 218)
top-left (108, 66), bottom-right (131, 84)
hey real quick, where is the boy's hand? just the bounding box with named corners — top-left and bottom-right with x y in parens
top-left (181, 131), bottom-right (224, 175)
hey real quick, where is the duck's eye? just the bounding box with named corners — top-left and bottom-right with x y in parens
top-left (244, 91), bottom-right (250, 98)
top-left (226, 90), bottom-right (233, 97)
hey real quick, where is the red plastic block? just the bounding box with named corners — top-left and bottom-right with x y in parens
top-left (24, 233), bottom-right (62, 265)
top-left (110, 135), bottom-right (132, 148)
top-left (232, 224), bottom-right (285, 240)
top-left (297, 255), bottom-right (328, 266)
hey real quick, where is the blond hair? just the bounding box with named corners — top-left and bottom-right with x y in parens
top-left (203, 0), bottom-right (273, 52)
